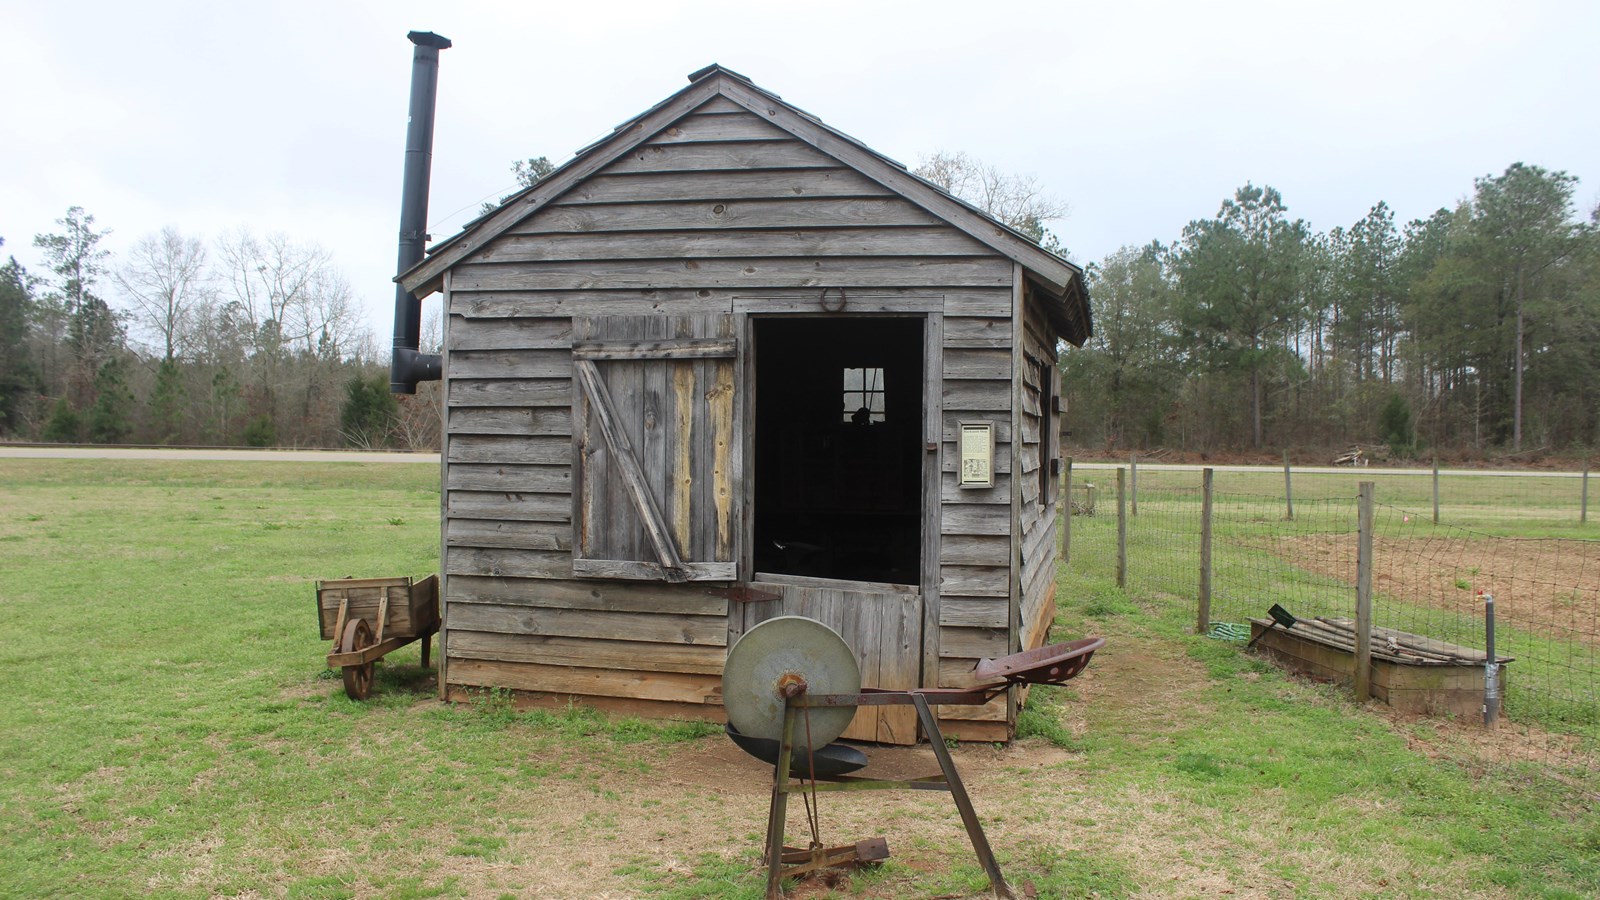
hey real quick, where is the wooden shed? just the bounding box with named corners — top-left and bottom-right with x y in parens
top-left (398, 65), bottom-right (1091, 743)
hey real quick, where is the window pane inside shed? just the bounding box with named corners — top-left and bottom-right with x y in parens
top-left (842, 367), bottom-right (886, 424)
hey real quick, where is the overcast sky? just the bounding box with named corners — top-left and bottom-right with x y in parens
top-left (5, 0), bottom-right (1597, 345)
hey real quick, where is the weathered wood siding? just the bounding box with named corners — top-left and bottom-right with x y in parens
top-left (1016, 284), bottom-right (1062, 655)
top-left (930, 276), bottom-right (1023, 740)
top-left (441, 97), bottom-right (1015, 727)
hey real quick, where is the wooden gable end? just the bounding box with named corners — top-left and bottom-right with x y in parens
top-left (443, 100), bottom-right (1008, 318)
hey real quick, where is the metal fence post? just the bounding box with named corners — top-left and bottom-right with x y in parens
top-left (1116, 467), bottom-right (1127, 589)
top-left (1355, 481), bottom-right (1375, 703)
top-left (1061, 456), bottom-right (1073, 565)
top-left (1129, 453), bottom-right (1138, 517)
top-left (1198, 467), bottom-right (1214, 635)
top-left (1283, 451), bottom-right (1294, 521)
top-left (1483, 591), bottom-right (1500, 728)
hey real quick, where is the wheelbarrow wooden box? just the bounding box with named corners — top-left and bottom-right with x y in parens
top-left (316, 575), bottom-right (439, 699)
top-left (316, 575), bottom-right (439, 641)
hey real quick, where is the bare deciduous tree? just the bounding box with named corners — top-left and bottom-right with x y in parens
top-left (115, 227), bottom-right (210, 362)
top-left (914, 150), bottom-right (1070, 256)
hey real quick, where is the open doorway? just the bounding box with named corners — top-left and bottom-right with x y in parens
top-left (752, 317), bottom-right (924, 585)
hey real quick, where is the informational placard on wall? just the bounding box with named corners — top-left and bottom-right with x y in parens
top-left (959, 422), bottom-right (995, 488)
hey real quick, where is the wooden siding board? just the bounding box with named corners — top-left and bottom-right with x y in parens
top-left (940, 534), bottom-right (1010, 567)
top-left (557, 169), bottom-right (890, 205)
top-left (446, 547), bottom-right (572, 580)
top-left (449, 658), bottom-right (723, 706)
top-left (943, 347), bottom-right (1012, 380)
top-left (943, 316), bottom-right (1012, 349)
top-left (450, 257), bottom-right (1013, 293)
top-left (447, 435), bottom-right (571, 465)
top-left (940, 565), bottom-right (1010, 598)
top-left (441, 683), bottom-right (723, 723)
top-left (448, 574), bottom-right (728, 616)
top-left (941, 503), bottom-right (1011, 536)
top-left (475, 228), bottom-right (990, 264)
top-left (940, 598), bottom-right (1010, 629)
top-left (506, 198), bottom-right (943, 235)
top-left (450, 289), bottom-right (983, 320)
top-left (446, 519), bottom-right (572, 551)
top-left (448, 316), bottom-right (573, 351)
top-left (447, 602), bottom-right (727, 646)
top-left (449, 379), bottom-right (571, 408)
top-left (447, 491), bottom-right (572, 523)
top-left (448, 407), bottom-right (573, 436)
top-left (605, 139), bottom-right (840, 174)
top-left (646, 111), bottom-right (793, 144)
top-left (942, 291), bottom-right (1013, 317)
top-left (938, 626), bottom-right (1009, 659)
top-left (941, 380), bottom-right (1010, 412)
top-left (447, 463), bottom-right (572, 493)
top-left (448, 630), bottom-right (726, 675)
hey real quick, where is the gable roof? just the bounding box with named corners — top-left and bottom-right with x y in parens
top-left (400, 65), bottom-right (1091, 345)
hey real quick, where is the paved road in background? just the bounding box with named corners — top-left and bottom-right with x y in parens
top-left (0, 446), bottom-right (1578, 477)
top-left (0, 446), bottom-right (441, 464)
top-left (1069, 461), bottom-right (1582, 478)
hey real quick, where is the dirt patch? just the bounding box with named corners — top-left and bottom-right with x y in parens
top-left (1270, 534), bottom-right (1600, 647)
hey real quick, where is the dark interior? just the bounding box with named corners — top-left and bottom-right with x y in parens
top-left (753, 317), bottom-right (923, 585)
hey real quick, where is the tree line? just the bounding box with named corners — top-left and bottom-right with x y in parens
top-left (0, 208), bottom-right (439, 449)
top-left (1060, 163), bottom-right (1599, 458)
top-left (8, 160), bottom-right (1592, 458)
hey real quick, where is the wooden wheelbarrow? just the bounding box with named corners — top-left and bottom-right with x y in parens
top-left (315, 575), bottom-right (439, 700)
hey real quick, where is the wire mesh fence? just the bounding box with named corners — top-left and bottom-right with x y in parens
top-left (1062, 460), bottom-right (1600, 781)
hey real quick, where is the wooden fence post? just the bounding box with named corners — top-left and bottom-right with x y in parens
top-left (1582, 460), bottom-right (1590, 526)
top-left (1116, 467), bottom-right (1127, 589)
top-left (1283, 450), bottom-right (1294, 521)
top-left (1432, 455), bottom-right (1440, 525)
top-left (1061, 456), bottom-right (1074, 565)
top-left (1355, 481), bottom-right (1375, 703)
top-left (1198, 467), bottom-right (1214, 635)
top-left (1129, 453), bottom-right (1138, 517)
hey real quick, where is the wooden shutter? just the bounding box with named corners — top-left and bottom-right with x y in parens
top-left (571, 314), bottom-right (738, 582)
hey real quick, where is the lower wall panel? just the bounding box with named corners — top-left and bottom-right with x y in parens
top-left (448, 629), bottom-right (726, 675)
top-left (444, 684), bottom-right (725, 723)
top-left (936, 719), bottom-right (1009, 742)
top-left (449, 657), bottom-right (724, 707)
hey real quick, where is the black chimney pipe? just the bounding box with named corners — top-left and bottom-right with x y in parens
top-left (390, 30), bottom-right (451, 394)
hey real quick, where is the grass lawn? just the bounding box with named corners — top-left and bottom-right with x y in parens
top-left (1, 458), bottom-right (1597, 898)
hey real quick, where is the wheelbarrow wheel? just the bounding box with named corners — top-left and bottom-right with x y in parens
top-left (340, 617), bottom-right (376, 700)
